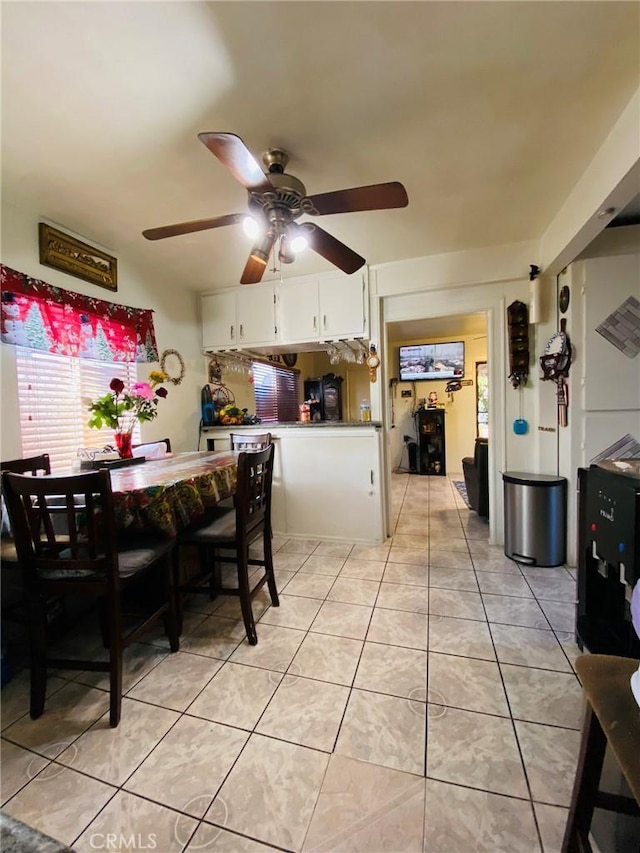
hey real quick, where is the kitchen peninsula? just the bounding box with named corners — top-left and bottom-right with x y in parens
top-left (203, 423), bottom-right (384, 543)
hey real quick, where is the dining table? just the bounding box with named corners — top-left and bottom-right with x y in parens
top-left (106, 450), bottom-right (238, 537)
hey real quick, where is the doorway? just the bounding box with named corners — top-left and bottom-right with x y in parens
top-left (381, 300), bottom-right (502, 544)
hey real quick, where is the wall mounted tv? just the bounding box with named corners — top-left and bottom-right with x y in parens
top-left (399, 341), bottom-right (465, 381)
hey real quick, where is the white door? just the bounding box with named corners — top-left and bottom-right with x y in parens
top-left (237, 284), bottom-right (277, 346)
top-left (278, 278), bottom-right (320, 343)
top-left (320, 272), bottom-right (368, 339)
top-left (201, 291), bottom-right (237, 348)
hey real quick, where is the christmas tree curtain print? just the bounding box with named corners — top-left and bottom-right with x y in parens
top-left (0, 265), bottom-right (158, 363)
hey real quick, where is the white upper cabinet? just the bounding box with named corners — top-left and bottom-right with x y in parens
top-left (320, 272), bottom-right (368, 339)
top-left (201, 290), bottom-right (237, 348)
top-left (277, 277), bottom-right (322, 343)
top-left (202, 285), bottom-right (276, 350)
top-left (278, 270), bottom-right (369, 343)
top-left (236, 284), bottom-right (277, 346)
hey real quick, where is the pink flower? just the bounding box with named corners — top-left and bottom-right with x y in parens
top-left (131, 382), bottom-right (154, 400)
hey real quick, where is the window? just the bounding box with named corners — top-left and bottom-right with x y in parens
top-left (16, 347), bottom-right (139, 472)
top-left (252, 361), bottom-right (299, 423)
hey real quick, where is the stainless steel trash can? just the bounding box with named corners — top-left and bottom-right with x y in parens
top-left (503, 472), bottom-right (567, 567)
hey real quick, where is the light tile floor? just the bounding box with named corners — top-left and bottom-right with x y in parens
top-left (1, 473), bottom-right (585, 852)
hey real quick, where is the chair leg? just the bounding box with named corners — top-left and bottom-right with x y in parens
top-left (108, 597), bottom-right (124, 728)
top-left (172, 546), bottom-right (184, 636)
top-left (28, 595), bottom-right (47, 720)
top-left (98, 597), bottom-right (110, 648)
top-left (207, 549), bottom-right (222, 601)
top-left (263, 531), bottom-right (279, 607)
top-left (164, 555), bottom-right (180, 653)
top-left (237, 547), bottom-right (257, 645)
top-left (562, 702), bottom-right (607, 852)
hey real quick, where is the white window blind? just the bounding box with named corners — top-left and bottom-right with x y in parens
top-left (252, 361), bottom-right (299, 423)
top-left (16, 348), bottom-right (139, 472)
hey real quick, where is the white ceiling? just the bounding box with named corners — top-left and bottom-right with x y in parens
top-left (2, 2), bottom-right (638, 292)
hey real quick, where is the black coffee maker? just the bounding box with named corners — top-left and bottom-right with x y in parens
top-left (304, 374), bottom-right (343, 422)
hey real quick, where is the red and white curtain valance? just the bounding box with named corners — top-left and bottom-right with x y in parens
top-left (0, 265), bottom-right (158, 363)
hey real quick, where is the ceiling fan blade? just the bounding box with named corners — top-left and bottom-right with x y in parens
top-left (198, 132), bottom-right (272, 192)
top-left (142, 213), bottom-right (244, 241)
top-left (306, 224), bottom-right (365, 275)
top-left (306, 181), bottom-right (408, 215)
top-left (240, 232), bottom-right (277, 284)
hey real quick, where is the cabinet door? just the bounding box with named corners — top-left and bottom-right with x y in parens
top-left (319, 272), bottom-right (368, 339)
top-left (201, 291), bottom-right (237, 348)
top-left (278, 430), bottom-right (383, 541)
top-left (278, 278), bottom-right (320, 343)
top-left (237, 284), bottom-right (276, 346)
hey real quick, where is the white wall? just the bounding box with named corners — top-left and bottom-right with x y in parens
top-left (1, 204), bottom-right (204, 461)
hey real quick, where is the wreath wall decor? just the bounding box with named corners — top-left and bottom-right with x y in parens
top-left (160, 348), bottom-right (185, 385)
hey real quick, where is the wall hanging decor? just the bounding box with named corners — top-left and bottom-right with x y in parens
top-left (540, 318), bottom-right (572, 427)
top-left (160, 348), bottom-right (185, 384)
top-left (507, 300), bottom-right (529, 388)
top-left (366, 344), bottom-right (381, 382)
top-left (38, 223), bottom-right (118, 291)
top-left (1, 265), bottom-right (156, 361)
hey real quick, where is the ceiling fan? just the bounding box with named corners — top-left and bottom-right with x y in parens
top-left (142, 132), bottom-right (408, 284)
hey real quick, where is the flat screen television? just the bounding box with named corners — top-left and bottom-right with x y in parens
top-left (399, 341), bottom-right (465, 381)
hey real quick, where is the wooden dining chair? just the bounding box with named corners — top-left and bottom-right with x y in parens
top-left (1, 455), bottom-right (52, 623)
top-left (132, 437), bottom-right (172, 458)
top-left (2, 469), bottom-right (180, 727)
top-left (229, 432), bottom-right (272, 451)
top-left (177, 445), bottom-right (278, 644)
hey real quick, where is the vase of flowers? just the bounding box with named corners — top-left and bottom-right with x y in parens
top-left (87, 370), bottom-right (168, 458)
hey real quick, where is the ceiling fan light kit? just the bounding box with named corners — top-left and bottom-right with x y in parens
top-left (143, 132), bottom-right (408, 285)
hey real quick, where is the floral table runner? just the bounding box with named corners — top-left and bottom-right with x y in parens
top-left (109, 451), bottom-right (238, 537)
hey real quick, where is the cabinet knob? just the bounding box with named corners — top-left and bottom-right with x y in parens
top-left (240, 324), bottom-right (244, 338)
top-left (230, 325), bottom-right (234, 339)
top-left (323, 315), bottom-right (327, 330)
top-left (313, 316), bottom-right (317, 330)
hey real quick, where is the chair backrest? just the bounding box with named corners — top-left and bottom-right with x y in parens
top-left (229, 432), bottom-right (272, 451)
top-left (2, 470), bottom-right (119, 591)
top-left (1, 454), bottom-right (51, 477)
top-left (132, 438), bottom-right (171, 458)
top-left (1, 454), bottom-right (52, 543)
top-left (234, 445), bottom-right (275, 546)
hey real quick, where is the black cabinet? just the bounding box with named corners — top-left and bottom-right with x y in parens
top-left (303, 374), bottom-right (343, 422)
top-left (417, 409), bottom-right (446, 475)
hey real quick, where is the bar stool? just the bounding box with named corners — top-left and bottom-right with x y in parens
top-left (562, 654), bottom-right (640, 852)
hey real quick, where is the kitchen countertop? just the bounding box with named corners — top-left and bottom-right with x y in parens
top-left (202, 421), bottom-right (381, 429)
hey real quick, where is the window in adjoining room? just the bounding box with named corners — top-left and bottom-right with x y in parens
top-left (252, 361), bottom-right (300, 424)
top-left (15, 348), bottom-right (139, 472)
